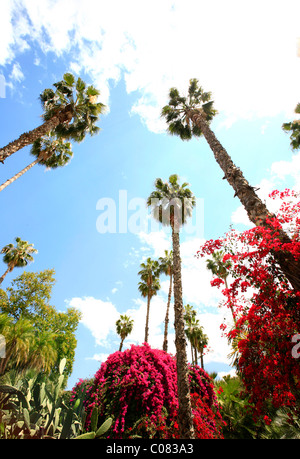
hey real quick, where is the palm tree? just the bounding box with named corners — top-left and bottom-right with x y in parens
top-left (0, 237), bottom-right (38, 284)
top-left (138, 258), bottom-right (161, 343)
top-left (0, 72), bottom-right (106, 163)
top-left (0, 135), bottom-right (73, 192)
top-left (0, 315), bottom-right (35, 376)
top-left (161, 79), bottom-right (300, 293)
top-left (158, 250), bottom-right (173, 352)
top-left (0, 314), bottom-right (58, 376)
top-left (194, 325), bottom-right (209, 369)
top-left (206, 250), bottom-right (236, 324)
top-left (29, 329), bottom-right (58, 374)
top-left (116, 314), bottom-right (134, 352)
top-left (184, 314), bottom-right (199, 365)
top-left (147, 174), bottom-right (196, 439)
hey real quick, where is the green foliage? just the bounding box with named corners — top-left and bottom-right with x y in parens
top-left (161, 79), bottom-right (218, 140)
top-left (0, 270), bottom-right (81, 379)
top-left (282, 102), bottom-right (300, 151)
top-left (215, 376), bottom-right (264, 439)
top-left (0, 359), bottom-right (112, 439)
top-left (147, 174), bottom-right (196, 231)
top-left (40, 72), bottom-right (106, 143)
top-left (30, 135), bottom-right (73, 169)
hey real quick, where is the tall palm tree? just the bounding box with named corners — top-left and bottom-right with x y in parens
top-left (158, 250), bottom-right (173, 352)
top-left (138, 258), bottom-right (161, 343)
top-left (206, 250), bottom-right (236, 324)
top-left (116, 314), bottom-right (134, 351)
top-left (161, 79), bottom-right (300, 292)
top-left (194, 325), bottom-right (209, 369)
top-left (0, 72), bottom-right (106, 163)
top-left (0, 135), bottom-right (73, 192)
top-left (0, 237), bottom-right (38, 284)
top-left (184, 314), bottom-right (199, 365)
top-left (147, 174), bottom-right (196, 439)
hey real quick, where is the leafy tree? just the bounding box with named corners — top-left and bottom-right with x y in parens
top-left (0, 237), bottom-right (37, 285)
top-left (115, 314), bottom-right (134, 351)
top-left (162, 79), bottom-right (300, 292)
top-left (0, 136), bottom-right (73, 192)
top-left (158, 250), bottom-right (173, 352)
top-left (138, 258), bottom-right (161, 343)
top-left (147, 174), bottom-right (196, 439)
top-left (0, 270), bottom-right (81, 379)
top-left (0, 73), bottom-right (106, 163)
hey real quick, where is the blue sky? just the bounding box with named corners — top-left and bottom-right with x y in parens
top-left (0, 0), bottom-right (300, 389)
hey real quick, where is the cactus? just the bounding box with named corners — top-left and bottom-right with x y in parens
top-left (0, 358), bottom-right (112, 439)
top-left (74, 417), bottom-right (112, 439)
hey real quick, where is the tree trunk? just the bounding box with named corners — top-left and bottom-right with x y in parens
top-left (200, 352), bottom-right (204, 369)
top-left (191, 110), bottom-right (300, 293)
top-left (0, 148), bottom-right (55, 192)
top-left (171, 225), bottom-right (194, 439)
top-left (0, 158), bottom-right (41, 192)
top-left (144, 293), bottom-right (151, 343)
top-left (0, 266), bottom-right (12, 284)
top-left (162, 273), bottom-right (172, 352)
top-left (119, 338), bottom-right (124, 352)
top-left (0, 106), bottom-right (73, 163)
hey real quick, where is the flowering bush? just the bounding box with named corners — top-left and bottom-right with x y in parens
top-left (81, 343), bottom-right (224, 438)
top-left (197, 189), bottom-right (300, 418)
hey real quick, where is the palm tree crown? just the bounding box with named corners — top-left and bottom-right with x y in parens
top-left (138, 258), bottom-right (161, 343)
top-left (0, 237), bottom-right (38, 284)
top-left (147, 174), bottom-right (196, 232)
top-left (116, 314), bottom-right (134, 352)
top-left (161, 78), bottom-right (217, 140)
top-left (40, 72), bottom-right (105, 143)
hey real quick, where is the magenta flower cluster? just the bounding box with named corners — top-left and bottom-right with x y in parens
top-left (77, 343), bottom-right (222, 438)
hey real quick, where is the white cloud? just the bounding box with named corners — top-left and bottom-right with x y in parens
top-left (10, 62), bottom-right (24, 83)
top-left (3, 0), bottom-right (300, 128)
top-left (68, 296), bottom-right (119, 346)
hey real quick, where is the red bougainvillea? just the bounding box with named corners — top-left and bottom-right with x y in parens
top-left (80, 343), bottom-right (224, 439)
top-left (197, 189), bottom-right (300, 417)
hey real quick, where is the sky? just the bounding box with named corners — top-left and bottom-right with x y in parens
top-left (0, 0), bottom-right (300, 390)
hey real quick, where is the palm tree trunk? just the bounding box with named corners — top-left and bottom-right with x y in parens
top-left (171, 225), bottom-right (194, 439)
top-left (200, 351), bottom-right (204, 369)
top-left (0, 157), bottom-right (41, 192)
top-left (191, 110), bottom-right (300, 293)
top-left (0, 106), bottom-right (73, 163)
top-left (162, 273), bottom-right (172, 352)
top-left (144, 293), bottom-right (151, 343)
top-left (0, 266), bottom-right (12, 284)
top-left (119, 338), bottom-right (125, 352)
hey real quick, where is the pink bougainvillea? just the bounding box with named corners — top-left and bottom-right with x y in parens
top-left (79, 343), bottom-right (224, 439)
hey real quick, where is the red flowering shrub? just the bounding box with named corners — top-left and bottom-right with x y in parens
top-left (81, 343), bottom-right (224, 438)
top-left (197, 189), bottom-right (300, 418)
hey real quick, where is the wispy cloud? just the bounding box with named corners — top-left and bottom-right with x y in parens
top-left (3, 0), bottom-right (300, 130)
